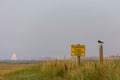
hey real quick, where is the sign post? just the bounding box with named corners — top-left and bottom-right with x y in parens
top-left (71, 44), bottom-right (85, 66)
top-left (77, 56), bottom-right (80, 65)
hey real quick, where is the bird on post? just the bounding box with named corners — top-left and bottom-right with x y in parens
top-left (98, 40), bottom-right (104, 44)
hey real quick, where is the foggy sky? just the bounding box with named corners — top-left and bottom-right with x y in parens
top-left (0, 0), bottom-right (120, 60)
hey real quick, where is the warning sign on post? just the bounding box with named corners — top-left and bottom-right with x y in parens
top-left (71, 44), bottom-right (85, 56)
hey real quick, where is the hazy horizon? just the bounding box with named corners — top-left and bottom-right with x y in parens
top-left (0, 0), bottom-right (120, 60)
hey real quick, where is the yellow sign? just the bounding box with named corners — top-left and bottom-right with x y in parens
top-left (71, 44), bottom-right (85, 56)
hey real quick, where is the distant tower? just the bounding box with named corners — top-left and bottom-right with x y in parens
top-left (11, 53), bottom-right (17, 61)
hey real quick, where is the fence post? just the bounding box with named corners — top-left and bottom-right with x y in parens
top-left (99, 43), bottom-right (103, 63)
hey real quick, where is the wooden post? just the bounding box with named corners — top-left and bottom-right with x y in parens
top-left (99, 44), bottom-right (103, 63)
top-left (77, 56), bottom-right (81, 66)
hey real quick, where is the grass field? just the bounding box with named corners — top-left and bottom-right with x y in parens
top-left (0, 60), bottom-right (120, 80)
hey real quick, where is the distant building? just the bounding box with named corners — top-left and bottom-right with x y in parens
top-left (108, 55), bottom-right (120, 59)
top-left (11, 53), bottom-right (17, 61)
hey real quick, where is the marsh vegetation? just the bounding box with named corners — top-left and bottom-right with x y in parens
top-left (0, 60), bottom-right (120, 80)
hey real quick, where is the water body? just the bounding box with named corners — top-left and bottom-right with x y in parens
top-left (0, 60), bottom-right (45, 64)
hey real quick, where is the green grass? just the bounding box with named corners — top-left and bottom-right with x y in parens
top-left (1, 60), bottom-right (120, 80)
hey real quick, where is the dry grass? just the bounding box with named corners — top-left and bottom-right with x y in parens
top-left (0, 62), bottom-right (37, 78)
